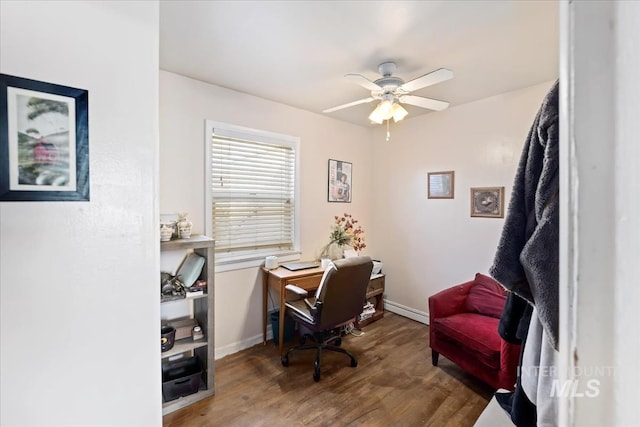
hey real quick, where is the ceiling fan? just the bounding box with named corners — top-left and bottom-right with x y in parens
top-left (323, 61), bottom-right (453, 124)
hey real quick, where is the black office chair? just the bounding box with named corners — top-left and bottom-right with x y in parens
top-left (281, 256), bottom-right (374, 381)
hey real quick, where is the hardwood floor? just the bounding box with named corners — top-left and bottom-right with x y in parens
top-left (163, 312), bottom-right (494, 427)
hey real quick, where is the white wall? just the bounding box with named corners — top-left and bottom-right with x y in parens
top-left (371, 81), bottom-right (555, 322)
top-left (159, 71), bottom-right (373, 355)
top-left (0, 2), bottom-right (161, 426)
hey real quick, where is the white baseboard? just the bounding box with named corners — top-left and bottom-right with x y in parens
top-left (215, 301), bottom-right (430, 359)
top-left (384, 299), bottom-right (430, 325)
top-left (215, 330), bottom-right (273, 360)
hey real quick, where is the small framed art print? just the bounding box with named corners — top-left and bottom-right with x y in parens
top-left (427, 171), bottom-right (454, 199)
top-left (470, 187), bottom-right (504, 218)
top-left (328, 159), bottom-right (352, 203)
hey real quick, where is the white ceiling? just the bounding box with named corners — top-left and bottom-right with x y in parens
top-left (160, 1), bottom-right (558, 127)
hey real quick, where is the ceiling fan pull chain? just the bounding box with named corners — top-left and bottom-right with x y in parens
top-left (386, 119), bottom-right (390, 142)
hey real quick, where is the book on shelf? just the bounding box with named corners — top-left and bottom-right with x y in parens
top-left (359, 302), bottom-right (376, 321)
top-left (161, 294), bottom-right (185, 302)
top-left (187, 281), bottom-right (207, 297)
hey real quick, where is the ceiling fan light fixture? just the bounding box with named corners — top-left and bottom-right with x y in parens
top-left (392, 103), bottom-right (408, 122)
top-left (369, 100), bottom-right (408, 124)
top-left (368, 103), bottom-right (386, 124)
top-left (379, 99), bottom-right (394, 117)
top-left (369, 114), bottom-right (384, 125)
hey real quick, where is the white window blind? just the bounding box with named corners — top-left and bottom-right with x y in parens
top-left (208, 123), bottom-right (298, 264)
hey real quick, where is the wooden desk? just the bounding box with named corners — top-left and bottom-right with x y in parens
top-left (262, 264), bottom-right (324, 355)
top-left (262, 265), bottom-right (387, 356)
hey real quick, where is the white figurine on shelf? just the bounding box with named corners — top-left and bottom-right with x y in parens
top-left (177, 212), bottom-right (193, 239)
top-left (160, 224), bottom-right (173, 241)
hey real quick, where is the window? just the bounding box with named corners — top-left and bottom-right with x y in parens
top-left (205, 121), bottom-right (300, 270)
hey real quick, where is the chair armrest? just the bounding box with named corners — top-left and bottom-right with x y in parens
top-left (285, 284), bottom-right (308, 296)
top-left (306, 299), bottom-right (321, 318)
top-left (428, 280), bottom-right (475, 321)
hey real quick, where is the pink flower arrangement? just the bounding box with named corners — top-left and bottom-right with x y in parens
top-left (326, 213), bottom-right (366, 252)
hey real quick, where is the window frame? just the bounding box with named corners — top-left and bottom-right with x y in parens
top-left (204, 120), bottom-right (301, 272)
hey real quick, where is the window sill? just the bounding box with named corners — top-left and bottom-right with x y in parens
top-left (214, 251), bottom-right (302, 273)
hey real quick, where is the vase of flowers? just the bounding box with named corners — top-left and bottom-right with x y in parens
top-left (325, 242), bottom-right (344, 260)
top-left (320, 213), bottom-right (366, 260)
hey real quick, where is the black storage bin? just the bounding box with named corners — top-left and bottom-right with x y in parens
top-left (162, 356), bottom-right (202, 402)
top-left (270, 310), bottom-right (295, 345)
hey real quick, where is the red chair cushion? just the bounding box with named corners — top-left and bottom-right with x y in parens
top-left (433, 313), bottom-right (501, 370)
top-left (464, 273), bottom-right (507, 318)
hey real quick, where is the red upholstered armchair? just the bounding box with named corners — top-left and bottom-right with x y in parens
top-left (428, 273), bottom-right (520, 391)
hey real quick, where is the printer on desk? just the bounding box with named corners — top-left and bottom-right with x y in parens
top-left (372, 260), bottom-right (383, 275)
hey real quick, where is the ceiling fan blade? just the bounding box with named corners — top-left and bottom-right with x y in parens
top-left (399, 68), bottom-right (453, 93)
top-left (345, 74), bottom-right (382, 91)
top-left (399, 95), bottom-right (450, 111)
top-left (323, 97), bottom-right (375, 113)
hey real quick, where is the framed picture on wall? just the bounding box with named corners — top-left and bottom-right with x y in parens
top-left (427, 171), bottom-right (455, 199)
top-left (470, 187), bottom-right (505, 218)
top-left (328, 159), bottom-right (352, 202)
top-left (0, 73), bottom-right (89, 201)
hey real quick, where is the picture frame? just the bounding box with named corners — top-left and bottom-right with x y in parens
top-left (328, 159), bottom-right (352, 203)
top-left (0, 74), bottom-right (89, 201)
top-left (470, 187), bottom-right (505, 218)
top-left (427, 171), bottom-right (455, 199)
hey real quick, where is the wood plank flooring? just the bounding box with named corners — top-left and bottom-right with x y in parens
top-left (163, 312), bottom-right (494, 427)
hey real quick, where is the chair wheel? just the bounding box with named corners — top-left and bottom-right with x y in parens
top-left (281, 355), bottom-right (289, 367)
top-left (350, 359), bottom-right (358, 368)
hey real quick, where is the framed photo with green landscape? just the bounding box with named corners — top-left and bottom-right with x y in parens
top-left (0, 74), bottom-right (89, 201)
